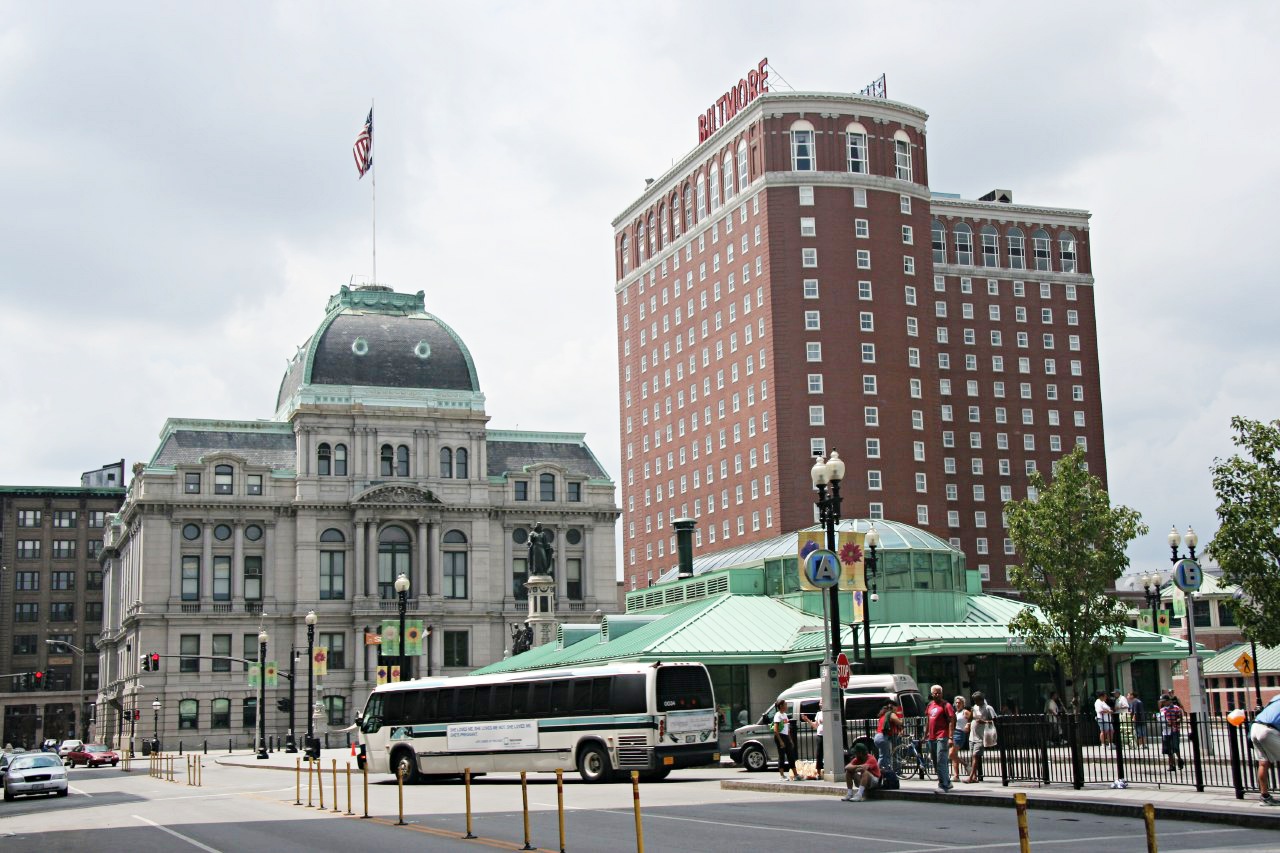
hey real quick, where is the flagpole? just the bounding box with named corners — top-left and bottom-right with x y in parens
top-left (371, 99), bottom-right (377, 285)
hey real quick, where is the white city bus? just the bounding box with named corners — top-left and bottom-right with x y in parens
top-left (357, 661), bottom-right (718, 783)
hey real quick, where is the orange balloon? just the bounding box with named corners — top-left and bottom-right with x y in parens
top-left (1228, 708), bottom-right (1246, 727)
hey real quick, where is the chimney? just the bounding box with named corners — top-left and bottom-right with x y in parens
top-left (674, 518), bottom-right (696, 578)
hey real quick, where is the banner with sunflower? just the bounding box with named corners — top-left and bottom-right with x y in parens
top-left (380, 621), bottom-right (400, 657)
top-left (404, 621), bottom-right (425, 657)
top-left (265, 661), bottom-right (279, 688)
top-left (797, 531), bottom-right (867, 592)
top-left (247, 663), bottom-right (261, 687)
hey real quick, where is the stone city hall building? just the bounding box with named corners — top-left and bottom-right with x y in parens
top-left (613, 69), bottom-right (1103, 592)
top-left (95, 286), bottom-right (618, 747)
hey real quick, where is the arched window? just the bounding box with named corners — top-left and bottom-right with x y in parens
top-left (637, 221), bottom-right (646, 262)
top-left (396, 444), bottom-right (409, 477)
top-left (179, 698), bottom-right (198, 730)
top-left (670, 193), bottom-right (681, 238)
top-left (455, 447), bottom-right (468, 480)
top-left (737, 140), bottom-right (749, 190)
top-left (214, 464), bottom-right (233, 495)
top-left (659, 203), bottom-right (668, 247)
top-left (442, 530), bottom-right (468, 599)
top-left (333, 443), bottom-right (347, 476)
top-left (893, 130), bottom-right (913, 182)
top-left (722, 153), bottom-right (734, 201)
top-left (380, 444), bottom-right (394, 477)
top-left (979, 225), bottom-right (1000, 268)
top-left (695, 173), bottom-right (707, 219)
top-left (1007, 227), bottom-right (1025, 270)
top-left (683, 185), bottom-right (693, 230)
top-left (211, 697), bottom-right (230, 730)
top-left (790, 120), bottom-right (815, 171)
top-left (320, 528), bottom-right (345, 600)
top-left (439, 447), bottom-right (453, 478)
top-left (540, 472), bottom-right (556, 501)
top-left (954, 223), bottom-right (974, 266)
top-left (846, 122), bottom-right (868, 173)
top-left (1032, 229), bottom-right (1051, 271)
top-left (316, 443), bottom-right (332, 476)
top-left (709, 162), bottom-right (720, 210)
top-left (620, 234), bottom-right (629, 274)
top-left (1058, 231), bottom-right (1077, 273)
top-left (647, 213), bottom-right (656, 256)
top-left (377, 526), bottom-right (411, 600)
top-left (931, 220), bottom-right (946, 264)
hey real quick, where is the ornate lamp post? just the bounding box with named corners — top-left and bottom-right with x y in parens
top-left (256, 628), bottom-right (269, 760)
top-left (395, 573), bottom-right (411, 682)
top-left (1140, 570), bottom-right (1165, 631)
top-left (152, 698), bottom-right (161, 754)
top-left (305, 611), bottom-right (317, 752)
top-left (1168, 526), bottom-right (1206, 716)
top-left (861, 524), bottom-right (881, 666)
top-left (810, 450), bottom-right (846, 781)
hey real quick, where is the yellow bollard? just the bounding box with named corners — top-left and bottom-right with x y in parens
top-left (169, 756), bottom-right (175, 783)
top-left (361, 760), bottom-right (370, 819)
top-left (331, 759), bottom-right (339, 812)
top-left (307, 758), bottom-right (314, 807)
top-left (557, 768), bottom-right (566, 853)
top-left (295, 758), bottom-right (302, 805)
top-left (520, 771), bottom-right (534, 851)
top-left (187, 755), bottom-right (193, 786)
top-left (396, 766), bottom-right (406, 826)
top-left (198, 757), bottom-right (202, 787)
top-left (463, 768), bottom-right (476, 839)
top-left (317, 758), bottom-right (325, 811)
top-left (632, 770), bottom-right (645, 853)
top-left (346, 763), bottom-right (353, 815)
top-left (1014, 792), bottom-right (1031, 853)
top-left (1144, 802), bottom-right (1158, 853)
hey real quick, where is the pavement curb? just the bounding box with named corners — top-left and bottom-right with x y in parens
top-left (720, 779), bottom-right (1280, 831)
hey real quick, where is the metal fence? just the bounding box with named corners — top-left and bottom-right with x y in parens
top-left (994, 712), bottom-right (1274, 798)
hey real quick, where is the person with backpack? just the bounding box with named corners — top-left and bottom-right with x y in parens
top-left (840, 742), bottom-right (881, 802)
top-left (873, 701), bottom-right (903, 773)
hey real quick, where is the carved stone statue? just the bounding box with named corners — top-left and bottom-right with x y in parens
top-left (528, 522), bottom-right (555, 576)
top-left (510, 622), bottom-right (534, 656)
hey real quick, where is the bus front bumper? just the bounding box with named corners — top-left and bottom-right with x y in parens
top-left (651, 745), bottom-right (720, 769)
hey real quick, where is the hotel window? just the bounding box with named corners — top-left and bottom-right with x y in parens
top-left (1059, 231), bottom-right (1077, 272)
top-left (1007, 228), bottom-right (1025, 270)
top-left (974, 511), bottom-right (987, 528)
top-left (987, 279), bottom-right (999, 295)
top-left (803, 279), bottom-right (819, 298)
top-left (866, 438), bottom-right (881, 458)
top-left (935, 301), bottom-right (947, 318)
top-left (863, 375), bottom-right (877, 393)
top-left (791, 122), bottom-right (816, 171)
top-left (864, 406), bottom-right (879, 426)
top-left (808, 406), bottom-right (825, 426)
top-left (904, 256), bottom-right (915, 275)
top-left (1065, 284), bottom-right (1077, 301)
top-left (859, 312), bottom-right (874, 332)
top-left (52, 540), bottom-right (75, 559)
top-left (799, 185), bottom-right (814, 205)
top-left (1070, 360), bottom-right (1083, 376)
top-left (811, 437), bottom-right (826, 456)
top-left (853, 188), bottom-right (866, 207)
top-left (954, 224), bottom-right (974, 265)
top-left (867, 470), bottom-right (882, 490)
top-left (931, 220), bottom-right (946, 263)
top-left (911, 410), bottom-right (924, 430)
top-left (806, 342), bottom-right (822, 362)
top-left (857, 250), bottom-right (870, 269)
top-left (948, 511), bottom-right (960, 527)
top-left (904, 285), bottom-right (916, 305)
top-left (894, 133), bottom-right (913, 181)
top-left (859, 281), bottom-right (873, 300)
top-left (737, 141), bottom-right (748, 190)
top-left (1044, 359), bottom-right (1057, 375)
top-left (722, 154), bottom-right (734, 201)
top-left (1074, 411), bottom-right (1086, 427)
top-left (915, 473), bottom-right (927, 492)
top-left (808, 374), bottom-right (824, 393)
top-left (709, 164), bottom-right (721, 209)
top-left (802, 248), bottom-right (817, 267)
top-left (916, 506), bottom-right (929, 525)
top-left (804, 310), bottom-right (821, 330)
top-left (800, 216), bottom-right (816, 236)
top-left (861, 343), bottom-right (876, 363)
top-left (942, 431), bottom-right (955, 447)
top-left (906, 317), bottom-right (918, 337)
top-left (846, 123), bottom-right (868, 173)
top-left (980, 226), bottom-right (999, 267)
top-left (855, 218), bottom-right (869, 238)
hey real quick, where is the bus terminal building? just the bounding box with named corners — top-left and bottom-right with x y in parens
top-left (477, 520), bottom-right (1195, 728)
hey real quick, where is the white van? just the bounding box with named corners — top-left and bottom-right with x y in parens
top-left (729, 673), bottom-right (922, 771)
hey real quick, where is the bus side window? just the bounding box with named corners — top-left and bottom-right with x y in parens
top-left (530, 682), bottom-right (552, 716)
top-left (571, 679), bottom-right (593, 714)
top-left (401, 690), bottom-right (424, 723)
top-left (472, 686), bottom-right (491, 720)
top-left (511, 684), bottom-right (530, 718)
top-left (383, 693), bottom-right (406, 727)
top-left (437, 689), bottom-right (456, 723)
top-left (491, 684), bottom-right (512, 719)
top-left (612, 674), bottom-right (647, 714)
top-left (551, 680), bottom-right (572, 716)
top-left (591, 677), bottom-right (611, 713)
top-left (361, 694), bottom-right (384, 732)
top-left (456, 687), bottom-right (475, 722)
top-left (420, 689), bottom-right (436, 721)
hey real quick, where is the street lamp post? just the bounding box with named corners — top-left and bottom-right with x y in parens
top-left (305, 611), bottom-right (317, 753)
top-left (1140, 570), bottom-right (1165, 631)
top-left (285, 644), bottom-right (298, 752)
top-left (395, 573), bottom-right (411, 682)
top-left (810, 451), bottom-right (846, 781)
top-left (152, 698), bottom-right (161, 753)
top-left (256, 629), bottom-right (269, 760)
top-left (1168, 526), bottom-right (1207, 716)
top-left (862, 525), bottom-right (881, 666)
top-left (45, 639), bottom-right (88, 741)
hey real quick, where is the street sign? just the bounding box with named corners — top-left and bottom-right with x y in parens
top-left (803, 548), bottom-right (841, 589)
top-left (836, 652), bottom-right (851, 689)
top-left (1235, 651), bottom-right (1256, 677)
top-left (1172, 558), bottom-right (1203, 592)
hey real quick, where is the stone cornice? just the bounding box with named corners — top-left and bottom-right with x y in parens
top-left (929, 196), bottom-right (1091, 228)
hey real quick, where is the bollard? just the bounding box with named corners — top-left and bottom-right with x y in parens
top-left (228, 739), bottom-right (232, 754)
top-left (307, 758), bottom-right (314, 807)
top-left (204, 740), bottom-right (208, 755)
top-left (1014, 792), bottom-right (1031, 853)
top-left (317, 758), bottom-right (325, 811)
top-left (557, 768), bottom-right (566, 853)
top-left (295, 758), bottom-right (302, 805)
top-left (331, 759), bottom-right (339, 812)
top-left (186, 755), bottom-right (192, 786)
top-left (632, 770), bottom-right (645, 853)
top-left (464, 768), bottom-right (476, 839)
top-left (396, 766), bottom-right (406, 826)
top-left (179, 741), bottom-right (183, 756)
top-left (520, 771), bottom-right (534, 851)
top-left (1143, 803), bottom-right (1158, 853)
top-left (346, 763), bottom-right (353, 815)
top-left (197, 757), bottom-right (202, 787)
top-left (361, 760), bottom-right (371, 819)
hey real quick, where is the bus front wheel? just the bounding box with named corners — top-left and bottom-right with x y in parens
top-left (391, 748), bottom-right (420, 785)
top-left (577, 743), bottom-right (613, 784)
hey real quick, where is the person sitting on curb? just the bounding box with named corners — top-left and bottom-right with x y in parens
top-left (841, 742), bottom-right (881, 802)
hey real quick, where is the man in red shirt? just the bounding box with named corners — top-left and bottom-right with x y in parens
top-left (925, 684), bottom-right (957, 793)
top-left (841, 742), bottom-right (881, 801)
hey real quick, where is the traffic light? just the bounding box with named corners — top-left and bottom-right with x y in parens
top-left (33, 670), bottom-right (43, 688)
top-left (276, 698), bottom-right (292, 713)
top-left (140, 654), bottom-right (149, 672)
top-left (305, 736), bottom-right (320, 759)
top-left (150, 652), bottom-right (161, 672)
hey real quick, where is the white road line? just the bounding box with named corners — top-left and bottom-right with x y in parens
top-left (585, 808), bottom-right (950, 846)
top-left (132, 815), bottom-right (224, 853)
top-left (888, 825), bottom-right (1247, 853)
top-left (69, 786), bottom-right (93, 797)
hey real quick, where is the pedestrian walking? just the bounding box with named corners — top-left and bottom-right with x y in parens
top-left (1248, 693), bottom-right (1280, 806)
top-left (1159, 696), bottom-right (1184, 771)
top-left (1128, 692), bottom-right (1147, 747)
top-left (951, 696), bottom-right (971, 780)
top-left (925, 684), bottom-right (956, 793)
top-left (772, 699), bottom-right (799, 781)
top-left (967, 691), bottom-right (996, 783)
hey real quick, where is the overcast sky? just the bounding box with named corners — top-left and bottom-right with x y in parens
top-left (3, 1), bottom-right (1277, 577)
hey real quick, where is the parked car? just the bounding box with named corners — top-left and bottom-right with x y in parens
top-left (3, 752), bottom-right (69, 801)
top-left (41, 739), bottom-right (59, 753)
top-left (66, 744), bottom-right (119, 768)
top-left (730, 673), bottom-right (923, 772)
top-left (57, 740), bottom-right (84, 759)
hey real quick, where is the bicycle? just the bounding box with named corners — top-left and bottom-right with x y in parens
top-left (893, 736), bottom-right (934, 780)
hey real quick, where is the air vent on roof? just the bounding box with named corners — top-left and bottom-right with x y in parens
top-left (979, 189), bottom-right (1013, 204)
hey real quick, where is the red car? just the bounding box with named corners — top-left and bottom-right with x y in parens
top-left (66, 744), bottom-right (119, 767)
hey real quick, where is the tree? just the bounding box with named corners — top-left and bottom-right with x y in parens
top-left (1005, 446), bottom-right (1149, 710)
top-left (1209, 416), bottom-right (1280, 647)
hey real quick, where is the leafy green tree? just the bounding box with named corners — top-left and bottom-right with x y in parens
top-left (1209, 416), bottom-right (1280, 648)
top-left (1006, 446), bottom-right (1149, 709)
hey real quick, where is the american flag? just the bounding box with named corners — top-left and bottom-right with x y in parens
top-left (353, 109), bottom-right (373, 179)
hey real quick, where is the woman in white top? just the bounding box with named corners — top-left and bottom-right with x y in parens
top-left (951, 696), bottom-right (973, 780)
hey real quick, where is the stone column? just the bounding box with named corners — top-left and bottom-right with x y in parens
top-left (354, 521), bottom-right (367, 598)
top-left (556, 524), bottom-right (567, 600)
top-left (428, 524), bottom-right (441, 599)
top-left (201, 520), bottom-right (213, 604)
top-left (232, 522), bottom-right (244, 601)
top-left (582, 526), bottom-right (591, 601)
top-left (366, 521), bottom-right (378, 596)
top-left (265, 521), bottom-right (277, 603)
top-left (170, 521), bottom-right (181, 602)
top-left (417, 519), bottom-right (428, 600)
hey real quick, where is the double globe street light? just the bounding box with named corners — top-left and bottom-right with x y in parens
top-left (395, 573), bottom-right (411, 683)
top-left (810, 451), bottom-right (846, 781)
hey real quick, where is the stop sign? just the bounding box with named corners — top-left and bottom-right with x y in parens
top-left (836, 652), bottom-right (851, 689)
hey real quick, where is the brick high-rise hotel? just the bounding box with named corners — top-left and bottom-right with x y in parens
top-left (612, 70), bottom-right (1104, 592)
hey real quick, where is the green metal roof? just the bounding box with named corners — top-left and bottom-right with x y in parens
top-left (1203, 642), bottom-right (1280, 675)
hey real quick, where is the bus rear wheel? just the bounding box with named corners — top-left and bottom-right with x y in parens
top-left (391, 747), bottom-right (420, 785)
top-left (577, 743), bottom-right (613, 784)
